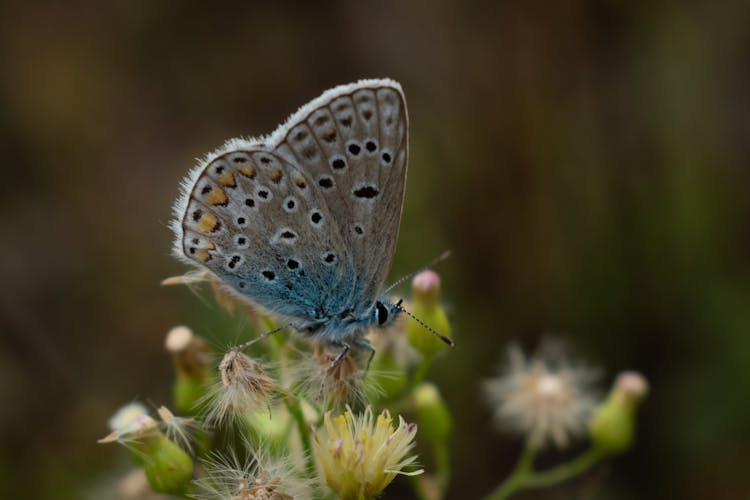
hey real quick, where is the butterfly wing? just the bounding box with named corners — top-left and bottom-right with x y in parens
top-left (271, 79), bottom-right (408, 316)
top-left (172, 79), bottom-right (407, 326)
top-left (172, 144), bottom-right (352, 324)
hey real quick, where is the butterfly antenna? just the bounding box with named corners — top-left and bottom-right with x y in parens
top-left (235, 322), bottom-right (292, 351)
top-left (383, 250), bottom-right (451, 295)
top-left (395, 302), bottom-right (455, 348)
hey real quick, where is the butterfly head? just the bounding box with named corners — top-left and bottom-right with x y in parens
top-left (373, 296), bottom-right (403, 330)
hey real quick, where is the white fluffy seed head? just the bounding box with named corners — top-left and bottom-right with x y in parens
top-left (483, 342), bottom-right (599, 449)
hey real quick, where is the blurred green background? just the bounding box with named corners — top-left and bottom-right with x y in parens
top-left (1, 1), bottom-right (749, 498)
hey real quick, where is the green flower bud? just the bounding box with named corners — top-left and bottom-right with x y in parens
top-left (414, 383), bottom-right (452, 444)
top-left (103, 406), bottom-right (194, 494)
top-left (165, 326), bottom-right (212, 413)
top-left (137, 432), bottom-right (194, 495)
top-left (590, 371), bottom-right (649, 454)
top-left (406, 271), bottom-right (452, 358)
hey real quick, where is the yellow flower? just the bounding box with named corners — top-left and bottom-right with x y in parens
top-left (313, 406), bottom-right (423, 500)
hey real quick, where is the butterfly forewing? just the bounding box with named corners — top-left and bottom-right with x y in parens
top-left (274, 81), bottom-right (408, 315)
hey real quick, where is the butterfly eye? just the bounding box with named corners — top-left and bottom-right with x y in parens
top-left (375, 301), bottom-right (389, 326)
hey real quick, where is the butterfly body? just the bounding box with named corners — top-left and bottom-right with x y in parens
top-left (171, 79), bottom-right (408, 352)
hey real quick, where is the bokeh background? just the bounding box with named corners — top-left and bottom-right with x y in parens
top-left (2, 1), bottom-right (749, 498)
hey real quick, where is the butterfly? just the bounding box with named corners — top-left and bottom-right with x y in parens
top-left (171, 79), bottom-right (410, 364)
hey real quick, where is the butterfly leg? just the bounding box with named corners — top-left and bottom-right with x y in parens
top-left (317, 340), bottom-right (352, 400)
top-left (328, 340), bottom-right (351, 370)
top-left (234, 323), bottom-right (290, 351)
top-left (353, 337), bottom-right (376, 372)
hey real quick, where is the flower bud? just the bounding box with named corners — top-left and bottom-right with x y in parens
top-left (590, 371), bottom-right (649, 454)
top-left (138, 432), bottom-right (194, 495)
top-left (102, 404), bottom-right (194, 494)
top-left (414, 382), bottom-right (452, 444)
top-left (405, 271), bottom-right (452, 358)
top-left (165, 326), bottom-right (212, 413)
top-left (412, 270), bottom-right (441, 306)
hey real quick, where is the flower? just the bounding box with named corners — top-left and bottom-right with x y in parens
top-left (190, 445), bottom-right (311, 500)
top-left (483, 342), bottom-right (598, 449)
top-left (312, 406), bottom-right (423, 500)
top-left (201, 349), bottom-right (276, 427)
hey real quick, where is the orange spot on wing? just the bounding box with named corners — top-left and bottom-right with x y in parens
top-left (195, 249), bottom-right (212, 262)
top-left (205, 188), bottom-right (228, 206)
top-left (322, 128), bottom-right (337, 143)
top-left (267, 168), bottom-right (283, 183)
top-left (197, 212), bottom-right (219, 233)
top-left (217, 172), bottom-right (236, 187)
top-left (238, 164), bottom-right (257, 179)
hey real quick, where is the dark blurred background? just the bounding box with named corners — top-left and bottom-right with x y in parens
top-left (2, 1), bottom-right (749, 498)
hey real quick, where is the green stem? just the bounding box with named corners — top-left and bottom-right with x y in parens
top-left (282, 392), bottom-right (316, 478)
top-left (434, 439), bottom-right (451, 494)
top-left (485, 445), bottom-right (605, 500)
top-left (484, 441), bottom-right (538, 500)
top-left (413, 357), bottom-right (432, 387)
top-left (523, 447), bottom-right (605, 489)
top-left (409, 474), bottom-right (432, 500)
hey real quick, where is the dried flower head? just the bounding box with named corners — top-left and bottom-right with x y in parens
top-left (201, 349), bottom-right (276, 427)
top-left (290, 345), bottom-right (377, 407)
top-left (191, 445), bottom-right (311, 500)
top-left (483, 342), bottom-right (598, 449)
top-left (313, 406), bottom-right (423, 500)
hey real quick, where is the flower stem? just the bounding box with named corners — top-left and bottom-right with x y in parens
top-left (485, 444), bottom-right (605, 500)
top-left (282, 392), bottom-right (316, 478)
top-left (435, 438), bottom-right (451, 493)
top-left (413, 357), bottom-right (432, 387)
top-left (523, 447), bottom-right (605, 489)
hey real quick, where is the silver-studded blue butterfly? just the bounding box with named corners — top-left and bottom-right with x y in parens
top-left (171, 79), bottom-right (408, 362)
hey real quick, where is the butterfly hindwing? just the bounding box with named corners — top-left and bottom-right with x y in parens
top-left (177, 148), bottom-right (352, 323)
